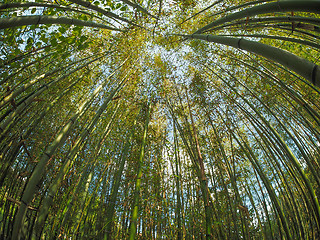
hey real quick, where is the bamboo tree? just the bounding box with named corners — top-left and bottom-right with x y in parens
top-left (0, 71), bottom-right (86, 188)
top-left (181, 34), bottom-right (320, 87)
top-left (194, 0), bottom-right (320, 34)
top-left (129, 102), bottom-right (151, 240)
top-left (173, 124), bottom-right (183, 240)
top-left (32, 102), bottom-right (120, 239)
top-left (118, 0), bottom-right (158, 19)
top-left (2, 1), bottom-right (320, 239)
top-left (105, 117), bottom-right (137, 239)
top-left (205, 65), bottom-right (320, 231)
top-left (185, 89), bottom-right (213, 239)
top-left (0, 16), bottom-right (123, 31)
top-left (67, 0), bottom-right (144, 29)
top-left (0, 53), bottom-right (102, 110)
top-left (11, 62), bottom-right (127, 239)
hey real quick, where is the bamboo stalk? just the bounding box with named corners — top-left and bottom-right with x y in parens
top-left (32, 71), bottom-right (126, 239)
top-left (11, 61), bottom-right (117, 239)
top-left (118, 0), bottom-right (158, 19)
top-left (195, 0), bottom-right (320, 34)
top-left (67, 0), bottom-right (144, 29)
top-left (0, 15), bottom-right (123, 31)
top-left (183, 34), bottom-right (320, 87)
top-left (129, 102), bottom-right (151, 240)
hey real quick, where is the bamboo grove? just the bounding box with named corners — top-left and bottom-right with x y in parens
top-left (1, 0), bottom-right (320, 239)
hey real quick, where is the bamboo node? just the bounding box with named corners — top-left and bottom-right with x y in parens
top-left (237, 38), bottom-right (243, 49)
top-left (36, 15), bottom-right (41, 26)
top-left (312, 65), bottom-right (318, 85)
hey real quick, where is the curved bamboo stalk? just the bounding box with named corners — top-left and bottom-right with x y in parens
top-left (32, 71), bottom-right (126, 239)
top-left (67, 0), bottom-right (144, 29)
top-left (11, 60), bottom-right (119, 239)
top-left (129, 102), bottom-right (151, 240)
top-left (0, 72), bottom-right (86, 188)
top-left (211, 16), bottom-right (320, 31)
top-left (105, 117), bottom-right (136, 240)
top-left (211, 49), bottom-right (320, 124)
top-left (239, 101), bottom-right (318, 238)
top-left (211, 61), bottom-right (320, 188)
top-left (0, 2), bottom-right (115, 26)
top-left (0, 55), bottom-right (104, 142)
top-left (232, 123), bottom-right (292, 239)
top-left (0, 2), bottom-right (97, 17)
top-left (179, 0), bottom-right (224, 25)
top-left (0, 52), bottom-right (55, 87)
top-left (0, 15), bottom-right (123, 31)
top-left (183, 34), bottom-right (320, 87)
top-left (0, 53), bottom-right (102, 110)
top-left (118, 0), bottom-right (158, 19)
top-left (173, 124), bottom-right (183, 240)
top-left (218, 34), bottom-right (320, 50)
top-left (0, 45), bottom-right (49, 69)
top-left (195, 0), bottom-right (320, 34)
top-left (209, 0), bottom-right (273, 18)
top-left (205, 66), bottom-right (320, 233)
top-left (185, 90), bottom-right (214, 239)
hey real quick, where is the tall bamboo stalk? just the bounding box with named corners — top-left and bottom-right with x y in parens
top-left (129, 102), bottom-right (151, 240)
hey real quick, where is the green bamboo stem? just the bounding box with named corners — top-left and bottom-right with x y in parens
top-left (239, 104), bottom-right (304, 238)
top-left (173, 124), bottom-right (183, 240)
top-left (0, 15), bottom-right (123, 31)
top-left (0, 55), bottom-right (104, 142)
top-left (34, 91), bottom-right (123, 238)
top-left (207, 66), bottom-right (320, 230)
top-left (243, 105), bottom-right (314, 238)
top-left (0, 52), bottom-right (55, 87)
top-left (0, 73), bottom-right (85, 188)
top-left (207, 163), bottom-right (225, 239)
top-left (211, 51), bottom-right (320, 125)
top-left (0, 53), bottom-right (104, 110)
top-left (72, 170), bottom-right (93, 237)
top-left (218, 34), bottom-right (320, 50)
top-left (239, 23), bottom-right (320, 40)
top-left (234, 95), bottom-right (318, 229)
top-left (67, 0), bottom-right (144, 29)
top-left (235, 130), bottom-right (292, 239)
top-left (179, 0), bottom-right (224, 25)
top-left (211, 16), bottom-right (320, 32)
top-left (185, 91), bottom-right (213, 239)
top-left (129, 102), bottom-right (151, 240)
top-left (169, 94), bottom-right (218, 238)
top-left (244, 184), bottom-right (265, 239)
top-left (209, 0), bottom-right (273, 18)
top-left (168, 104), bottom-right (198, 172)
top-left (205, 116), bottom-right (244, 239)
top-left (0, 2), bottom-right (109, 23)
top-left (256, 125), bottom-right (306, 239)
top-left (105, 118), bottom-right (136, 239)
top-left (183, 34), bottom-right (320, 87)
top-left (80, 165), bottom-right (111, 238)
top-left (212, 61), bottom-right (320, 188)
top-left (0, 2), bottom-right (94, 16)
top-left (195, 0), bottom-right (320, 34)
top-left (32, 96), bottom-right (121, 239)
top-left (118, 0), bottom-right (158, 19)
top-left (205, 69), bottom-right (308, 236)
top-left (0, 44), bottom-right (50, 69)
top-left (53, 162), bottom-right (93, 237)
top-left (11, 62), bottom-right (117, 239)
top-left (208, 69), bottom-right (320, 235)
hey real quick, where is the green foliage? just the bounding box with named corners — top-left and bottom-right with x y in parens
top-left (1, 1), bottom-right (320, 239)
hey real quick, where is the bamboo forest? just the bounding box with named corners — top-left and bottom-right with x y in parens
top-left (1, 0), bottom-right (320, 239)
